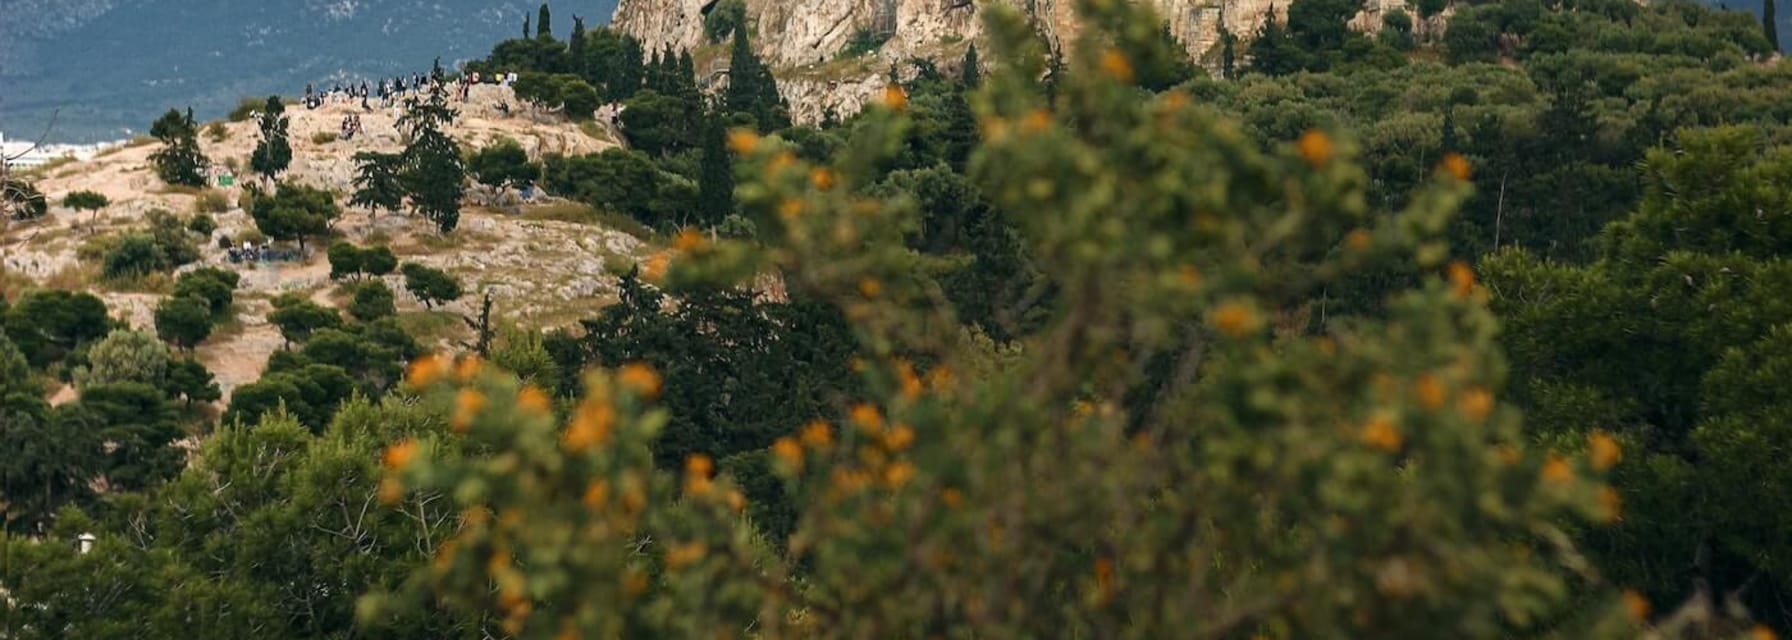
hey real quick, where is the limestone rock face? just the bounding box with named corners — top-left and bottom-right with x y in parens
top-left (613, 0), bottom-right (1407, 123)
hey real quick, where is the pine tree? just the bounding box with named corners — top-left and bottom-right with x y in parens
top-left (149, 108), bottom-right (209, 187)
top-left (696, 112), bottom-right (734, 227)
top-left (961, 44), bottom-right (981, 88)
top-left (725, 26), bottom-right (788, 130)
top-left (399, 72), bottom-right (466, 234)
top-left (351, 151), bottom-right (406, 222)
top-left (537, 3), bottom-right (553, 40)
top-left (249, 95), bottom-right (291, 185)
top-left (1767, 0), bottom-right (1781, 53)
top-left (1249, 6), bottom-right (1304, 76)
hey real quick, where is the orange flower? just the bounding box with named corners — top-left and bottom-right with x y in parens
top-left (1100, 48), bottom-right (1134, 82)
top-left (455, 355), bottom-right (484, 381)
top-left (980, 116), bottom-right (1011, 142)
top-left (623, 568), bottom-right (649, 595)
top-left (1163, 90), bottom-right (1190, 110)
top-left (1440, 152), bottom-right (1472, 181)
top-left (383, 439), bottom-right (418, 470)
top-left (583, 479), bottom-right (610, 507)
top-left (1589, 430), bottom-right (1622, 471)
top-left (726, 489), bottom-right (747, 512)
top-left (1414, 374), bottom-right (1446, 409)
top-left (673, 228), bottom-right (705, 252)
top-left (850, 403), bottom-right (884, 430)
top-left (810, 166), bottom-right (837, 190)
top-left (451, 389), bottom-right (487, 433)
top-left (1211, 302), bottom-right (1259, 338)
top-left (1600, 485), bottom-right (1622, 522)
top-left (1621, 589), bottom-right (1650, 620)
top-left (1346, 229), bottom-right (1372, 250)
top-left (883, 83), bottom-right (909, 110)
top-left (1298, 129), bottom-right (1334, 167)
top-left (378, 477), bottom-right (405, 504)
top-left (800, 420), bottom-right (834, 448)
top-left (1458, 387), bottom-right (1494, 423)
top-left (1752, 625), bottom-right (1778, 640)
top-left (942, 487), bottom-right (964, 508)
top-left (883, 461), bottom-right (917, 487)
top-left (778, 198), bottom-right (806, 220)
top-left (1360, 416), bottom-right (1403, 451)
top-left (772, 436), bottom-right (803, 467)
top-left (767, 150), bottom-right (797, 174)
top-left (406, 353), bottom-right (450, 386)
top-left (518, 385), bottom-right (552, 415)
top-left (642, 251), bottom-right (671, 281)
top-left (1021, 108), bottom-right (1053, 132)
top-left (1179, 265), bottom-right (1202, 287)
top-left (619, 362), bottom-right (662, 397)
top-left (884, 423), bottom-right (916, 451)
top-left (563, 401), bottom-right (615, 452)
top-left (1448, 260), bottom-right (1476, 298)
top-left (1094, 556), bottom-right (1116, 602)
top-left (726, 128), bottom-right (760, 154)
top-left (685, 454), bottom-right (714, 494)
top-left (1541, 454), bottom-right (1573, 483)
top-left (897, 360), bottom-right (924, 399)
top-left (859, 277), bottom-right (884, 298)
top-left (666, 541), bottom-right (708, 569)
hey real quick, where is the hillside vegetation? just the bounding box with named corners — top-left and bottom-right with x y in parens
top-left (3, 0), bottom-right (1792, 637)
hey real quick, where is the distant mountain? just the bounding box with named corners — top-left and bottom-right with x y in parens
top-left (0, 0), bottom-right (618, 144)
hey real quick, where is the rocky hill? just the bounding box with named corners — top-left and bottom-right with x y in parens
top-left (611, 0), bottom-right (1416, 123)
top-left (1, 0), bottom-right (620, 144)
top-left (1, 85), bottom-right (643, 400)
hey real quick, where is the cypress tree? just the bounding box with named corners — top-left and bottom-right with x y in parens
top-left (961, 44), bottom-right (981, 88)
top-left (249, 95), bottom-right (291, 185)
top-left (1768, 0), bottom-right (1781, 52)
top-left (614, 35), bottom-right (645, 101)
top-left (696, 113), bottom-right (734, 227)
top-left (570, 17), bottom-right (588, 75)
top-left (537, 3), bottom-right (553, 40)
top-left (726, 26), bottom-right (788, 130)
top-left (523, 15), bottom-right (531, 40)
top-left (1220, 27), bottom-right (1237, 80)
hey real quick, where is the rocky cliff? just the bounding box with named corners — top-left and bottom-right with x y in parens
top-left (613, 0), bottom-right (1412, 122)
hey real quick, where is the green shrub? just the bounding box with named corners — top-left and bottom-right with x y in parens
top-left (312, 132), bottom-right (339, 145)
top-left (348, 280), bottom-right (397, 322)
top-left (187, 213), bottom-right (217, 236)
top-left (227, 96), bottom-right (266, 122)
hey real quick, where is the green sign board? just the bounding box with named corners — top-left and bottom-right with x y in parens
top-left (217, 174), bottom-right (234, 187)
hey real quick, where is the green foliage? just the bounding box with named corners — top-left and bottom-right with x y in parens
top-left (75, 329), bottom-right (170, 388)
top-left (102, 233), bottom-right (166, 279)
top-left (2, 288), bottom-right (112, 369)
top-left (250, 95), bottom-right (293, 183)
top-left (398, 79), bottom-right (466, 234)
top-left (696, 113), bottom-right (736, 227)
top-left (537, 2), bottom-right (552, 39)
top-left (361, 7), bottom-right (1636, 635)
top-left (187, 212), bottom-right (217, 235)
top-left (268, 293), bottom-right (344, 346)
top-left (840, 28), bottom-right (891, 58)
top-left (148, 108), bottom-right (210, 187)
top-left (60, 190), bottom-right (109, 214)
top-left (544, 148), bottom-right (693, 229)
top-left (249, 182), bottom-right (340, 251)
top-left (724, 25), bottom-right (789, 131)
top-left (621, 89), bottom-right (701, 156)
top-left (468, 139), bottom-right (542, 189)
top-left (1485, 127), bottom-right (1792, 621)
top-left (350, 151), bottom-right (406, 219)
top-left (170, 267), bottom-right (239, 318)
top-left (349, 280), bottom-right (398, 322)
top-left (154, 295), bottom-right (214, 351)
top-left (399, 262), bottom-right (462, 309)
top-left (705, 0), bottom-right (748, 43)
top-left (558, 77), bottom-right (600, 119)
top-left (163, 356), bottom-right (221, 407)
top-left (0, 401), bottom-right (104, 533)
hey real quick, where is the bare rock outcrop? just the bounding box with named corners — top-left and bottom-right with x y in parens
top-left (614, 0), bottom-right (1411, 124)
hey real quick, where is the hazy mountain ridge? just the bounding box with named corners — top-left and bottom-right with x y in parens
top-left (1, 0), bottom-right (619, 144)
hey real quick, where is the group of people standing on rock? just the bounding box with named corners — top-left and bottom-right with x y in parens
top-left (302, 70), bottom-right (443, 112)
